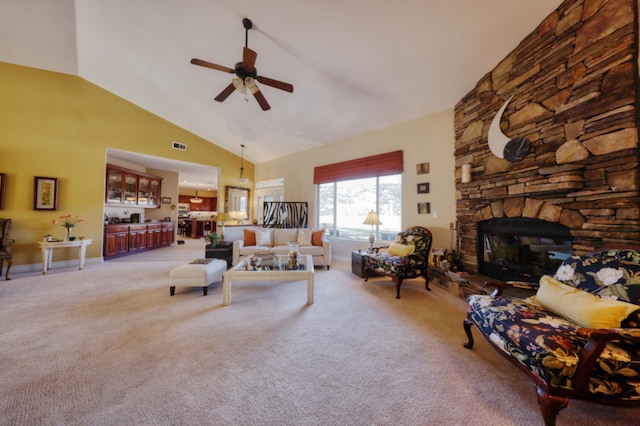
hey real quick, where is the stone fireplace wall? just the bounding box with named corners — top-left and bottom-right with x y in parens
top-left (454, 0), bottom-right (640, 273)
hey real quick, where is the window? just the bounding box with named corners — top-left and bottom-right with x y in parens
top-left (315, 150), bottom-right (403, 242)
top-left (318, 174), bottom-right (402, 241)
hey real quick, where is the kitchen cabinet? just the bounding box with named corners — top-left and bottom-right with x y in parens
top-left (162, 222), bottom-right (175, 246)
top-left (206, 197), bottom-right (217, 211)
top-left (123, 173), bottom-right (137, 205)
top-left (106, 169), bottom-right (123, 204)
top-left (189, 220), bottom-right (215, 239)
top-left (104, 222), bottom-right (175, 259)
top-left (147, 224), bottom-right (163, 248)
top-left (128, 224), bottom-right (148, 252)
top-left (149, 179), bottom-right (160, 207)
top-left (138, 177), bottom-right (150, 206)
top-left (104, 225), bottom-right (129, 257)
top-left (105, 164), bottom-right (162, 208)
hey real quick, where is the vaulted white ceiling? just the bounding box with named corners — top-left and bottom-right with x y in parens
top-left (1, 0), bottom-right (562, 165)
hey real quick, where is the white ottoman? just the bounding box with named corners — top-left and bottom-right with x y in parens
top-left (170, 258), bottom-right (227, 296)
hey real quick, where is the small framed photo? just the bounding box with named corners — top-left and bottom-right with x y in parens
top-left (161, 197), bottom-right (172, 204)
top-left (33, 176), bottom-right (58, 211)
top-left (417, 202), bottom-right (431, 215)
top-left (416, 162), bottom-right (430, 175)
top-left (0, 173), bottom-right (5, 209)
top-left (417, 182), bottom-right (430, 194)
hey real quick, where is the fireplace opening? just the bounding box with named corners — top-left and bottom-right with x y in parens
top-left (478, 218), bottom-right (572, 283)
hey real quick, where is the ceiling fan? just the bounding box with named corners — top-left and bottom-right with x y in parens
top-left (190, 18), bottom-right (294, 111)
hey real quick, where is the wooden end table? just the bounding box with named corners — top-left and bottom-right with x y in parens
top-left (205, 242), bottom-right (233, 268)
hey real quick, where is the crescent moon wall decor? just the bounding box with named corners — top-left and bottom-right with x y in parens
top-left (487, 96), bottom-right (514, 159)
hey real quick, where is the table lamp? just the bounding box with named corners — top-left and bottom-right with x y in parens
top-left (215, 212), bottom-right (233, 242)
top-left (363, 210), bottom-right (382, 252)
top-left (231, 211), bottom-right (248, 224)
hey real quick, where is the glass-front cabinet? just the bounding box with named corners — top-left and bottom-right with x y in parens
top-left (106, 169), bottom-right (124, 204)
top-left (149, 179), bottom-right (160, 207)
top-left (124, 173), bottom-right (138, 205)
top-left (138, 177), bottom-right (149, 206)
top-left (105, 164), bottom-right (162, 208)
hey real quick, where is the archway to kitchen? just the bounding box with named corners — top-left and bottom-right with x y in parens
top-left (104, 148), bottom-right (220, 252)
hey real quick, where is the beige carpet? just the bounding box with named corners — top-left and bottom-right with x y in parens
top-left (1, 239), bottom-right (637, 425)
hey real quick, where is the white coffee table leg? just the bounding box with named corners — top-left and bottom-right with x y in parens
top-left (307, 275), bottom-right (314, 304)
top-left (223, 275), bottom-right (231, 306)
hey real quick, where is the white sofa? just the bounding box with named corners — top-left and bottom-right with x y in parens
top-left (232, 227), bottom-right (331, 269)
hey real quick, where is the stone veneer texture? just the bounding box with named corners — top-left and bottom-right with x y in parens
top-left (453, 0), bottom-right (640, 273)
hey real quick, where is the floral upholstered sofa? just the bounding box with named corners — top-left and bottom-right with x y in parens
top-left (463, 248), bottom-right (640, 426)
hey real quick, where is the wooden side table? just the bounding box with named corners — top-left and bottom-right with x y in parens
top-left (205, 242), bottom-right (233, 268)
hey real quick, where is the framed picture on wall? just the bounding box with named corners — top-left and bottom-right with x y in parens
top-left (417, 183), bottom-right (430, 194)
top-left (162, 197), bottom-right (172, 204)
top-left (416, 162), bottom-right (429, 174)
top-left (417, 202), bottom-right (431, 214)
top-left (33, 176), bottom-right (58, 210)
top-left (0, 173), bottom-right (5, 209)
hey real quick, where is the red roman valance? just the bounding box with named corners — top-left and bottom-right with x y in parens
top-left (313, 150), bottom-right (403, 184)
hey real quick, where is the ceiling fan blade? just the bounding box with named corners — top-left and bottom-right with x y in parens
top-left (243, 47), bottom-right (258, 71)
top-left (252, 88), bottom-right (271, 111)
top-left (256, 75), bottom-right (294, 93)
top-left (215, 83), bottom-right (236, 102)
top-left (190, 58), bottom-right (234, 73)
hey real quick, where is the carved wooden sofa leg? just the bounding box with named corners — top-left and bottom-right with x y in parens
top-left (536, 386), bottom-right (568, 426)
top-left (462, 317), bottom-right (475, 349)
top-left (392, 276), bottom-right (403, 299)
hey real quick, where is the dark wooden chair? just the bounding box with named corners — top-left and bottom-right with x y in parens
top-left (0, 218), bottom-right (14, 280)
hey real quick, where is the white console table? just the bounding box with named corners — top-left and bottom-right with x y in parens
top-left (37, 239), bottom-right (92, 275)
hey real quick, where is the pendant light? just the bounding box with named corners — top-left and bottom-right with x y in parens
top-left (237, 144), bottom-right (249, 183)
top-left (190, 189), bottom-right (203, 204)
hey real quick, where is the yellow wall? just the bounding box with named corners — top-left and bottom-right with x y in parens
top-left (0, 62), bottom-right (253, 267)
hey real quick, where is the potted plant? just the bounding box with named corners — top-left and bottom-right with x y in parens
top-left (205, 232), bottom-right (221, 247)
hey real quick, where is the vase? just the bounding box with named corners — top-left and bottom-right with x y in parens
top-left (65, 227), bottom-right (71, 242)
top-left (287, 242), bottom-right (300, 270)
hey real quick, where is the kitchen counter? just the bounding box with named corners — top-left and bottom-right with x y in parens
top-left (180, 219), bottom-right (216, 239)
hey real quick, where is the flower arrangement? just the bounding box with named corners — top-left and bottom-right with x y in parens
top-left (205, 232), bottom-right (221, 246)
top-left (53, 214), bottom-right (83, 229)
top-left (52, 214), bottom-right (83, 241)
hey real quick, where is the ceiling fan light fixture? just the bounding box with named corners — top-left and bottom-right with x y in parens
top-left (245, 77), bottom-right (259, 94)
top-left (190, 17), bottom-right (293, 111)
top-left (237, 144), bottom-right (249, 183)
top-left (232, 77), bottom-right (246, 94)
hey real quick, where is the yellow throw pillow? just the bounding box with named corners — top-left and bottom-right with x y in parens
top-left (387, 243), bottom-right (415, 257)
top-left (532, 275), bottom-right (639, 329)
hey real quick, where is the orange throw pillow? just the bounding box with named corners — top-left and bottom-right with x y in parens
top-left (312, 229), bottom-right (325, 246)
top-left (244, 229), bottom-right (256, 246)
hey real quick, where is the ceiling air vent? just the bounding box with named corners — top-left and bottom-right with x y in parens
top-left (172, 141), bottom-right (187, 151)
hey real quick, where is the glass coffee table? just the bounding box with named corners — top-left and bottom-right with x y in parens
top-left (222, 255), bottom-right (314, 306)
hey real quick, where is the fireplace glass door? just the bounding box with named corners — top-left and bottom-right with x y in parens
top-left (478, 218), bottom-right (572, 283)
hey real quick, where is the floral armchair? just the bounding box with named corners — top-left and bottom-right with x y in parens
top-left (463, 248), bottom-right (640, 425)
top-left (0, 218), bottom-right (13, 280)
top-left (364, 226), bottom-right (432, 299)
